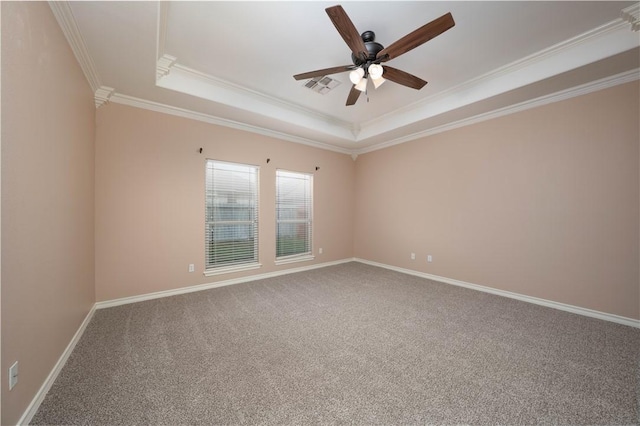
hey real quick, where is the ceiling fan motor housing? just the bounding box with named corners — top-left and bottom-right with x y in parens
top-left (351, 31), bottom-right (384, 66)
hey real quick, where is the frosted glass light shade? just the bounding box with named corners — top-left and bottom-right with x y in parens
top-left (368, 64), bottom-right (383, 79)
top-left (372, 76), bottom-right (385, 89)
top-left (355, 78), bottom-right (367, 92)
top-left (349, 68), bottom-right (365, 85)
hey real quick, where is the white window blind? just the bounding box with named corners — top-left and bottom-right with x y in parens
top-left (276, 170), bottom-right (312, 259)
top-left (205, 160), bottom-right (259, 270)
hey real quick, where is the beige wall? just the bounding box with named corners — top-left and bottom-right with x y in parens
top-left (95, 103), bottom-right (355, 301)
top-left (1, 2), bottom-right (96, 424)
top-left (0, 3), bottom-right (637, 422)
top-left (355, 81), bottom-right (640, 320)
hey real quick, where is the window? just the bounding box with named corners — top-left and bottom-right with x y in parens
top-left (276, 170), bottom-right (313, 264)
top-left (205, 160), bottom-right (259, 274)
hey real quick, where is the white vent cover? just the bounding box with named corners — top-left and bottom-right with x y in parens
top-left (303, 76), bottom-right (341, 95)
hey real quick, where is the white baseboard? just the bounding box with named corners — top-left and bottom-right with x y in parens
top-left (96, 256), bottom-right (640, 328)
top-left (355, 258), bottom-right (640, 329)
top-left (95, 258), bottom-right (356, 309)
top-left (15, 257), bottom-right (638, 424)
top-left (16, 259), bottom-right (354, 424)
top-left (17, 304), bottom-right (97, 425)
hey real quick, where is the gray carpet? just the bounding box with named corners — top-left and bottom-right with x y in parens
top-left (32, 262), bottom-right (639, 425)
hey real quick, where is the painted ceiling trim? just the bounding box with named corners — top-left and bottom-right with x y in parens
top-left (358, 16), bottom-right (640, 140)
top-left (155, 2), bottom-right (356, 140)
top-left (354, 68), bottom-right (640, 155)
top-left (156, 54), bottom-right (176, 81)
top-left (48, 1), bottom-right (101, 92)
top-left (106, 68), bottom-right (638, 157)
top-left (156, 63), bottom-right (357, 141)
top-left (156, 1), bottom-right (169, 63)
top-left (49, 1), bottom-right (640, 157)
top-left (109, 93), bottom-right (353, 156)
top-left (94, 86), bottom-right (115, 109)
top-left (621, 3), bottom-right (640, 31)
top-left (153, 4), bottom-right (640, 143)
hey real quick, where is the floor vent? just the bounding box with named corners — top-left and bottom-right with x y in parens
top-left (303, 76), bottom-right (341, 94)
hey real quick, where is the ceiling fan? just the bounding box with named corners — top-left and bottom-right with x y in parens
top-left (294, 5), bottom-right (455, 106)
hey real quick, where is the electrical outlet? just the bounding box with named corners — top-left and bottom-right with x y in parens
top-left (411, 253), bottom-right (416, 260)
top-left (188, 264), bottom-right (195, 273)
top-left (319, 248), bottom-right (323, 254)
top-left (427, 255), bottom-right (433, 263)
top-left (9, 361), bottom-right (18, 390)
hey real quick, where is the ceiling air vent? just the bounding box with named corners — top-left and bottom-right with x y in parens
top-left (303, 76), bottom-right (341, 95)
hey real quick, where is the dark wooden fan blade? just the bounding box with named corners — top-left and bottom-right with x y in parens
top-left (326, 5), bottom-right (368, 62)
top-left (383, 66), bottom-right (428, 90)
top-left (376, 12), bottom-right (455, 62)
top-left (294, 65), bottom-right (354, 80)
top-left (346, 85), bottom-right (361, 106)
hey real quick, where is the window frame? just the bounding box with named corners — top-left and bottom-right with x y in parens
top-left (204, 159), bottom-right (261, 276)
top-left (275, 169), bottom-right (314, 265)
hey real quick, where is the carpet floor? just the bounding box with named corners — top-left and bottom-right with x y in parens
top-left (32, 262), bottom-right (639, 425)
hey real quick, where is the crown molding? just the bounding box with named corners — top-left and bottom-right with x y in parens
top-left (357, 12), bottom-right (640, 141)
top-left (108, 67), bottom-right (638, 158)
top-left (156, 1), bottom-right (170, 60)
top-left (152, 7), bottom-right (353, 141)
top-left (70, 2), bottom-right (639, 157)
top-left (355, 68), bottom-right (640, 155)
top-left (621, 3), bottom-right (640, 32)
top-left (156, 54), bottom-right (177, 80)
top-left (94, 86), bottom-right (115, 108)
top-left (48, 1), bottom-right (101, 92)
top-left (109, 93), bottom-right (353, 155)
top-left (156, 63), bottom-right (356, 141)
top-left (150, 3), bottom-right (639, 154)
top-left (351, 123), bottom-right (361, 138)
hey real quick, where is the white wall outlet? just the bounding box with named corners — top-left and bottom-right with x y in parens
top-left (411, 253), bottom-right (416, 260)
top-left (319, 248), bottom-right (323, 254)
top-left (9, 361), bottom-right (18, 390)
top-left (427, 255), bottom-right (433, 263)
top-left (188, 264), bottom-right (195, 273)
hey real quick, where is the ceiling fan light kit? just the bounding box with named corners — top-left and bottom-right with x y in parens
top-left (349, 67), bottom-right (365, 85)
top-left (348, 63), bottom-right (386, 91)
top-left (293, 5), bottom-right (455, 106)
top-left (368, 64), bottom-right (383, 79)
top-left (372, 75), bottom-right (385, 89)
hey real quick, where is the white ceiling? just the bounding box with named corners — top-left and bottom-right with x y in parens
top-left (53, 1), bottom-right (639, 154)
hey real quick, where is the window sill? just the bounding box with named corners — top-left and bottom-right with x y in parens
top-left (203, 263), bottom-right (262, 277)
top-left (275, 255), bottom-right (315, 266)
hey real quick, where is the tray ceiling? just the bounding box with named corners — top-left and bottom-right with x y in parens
top-left (50, 1), bottom-right (640, 154)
